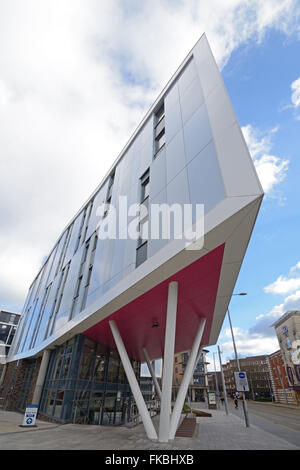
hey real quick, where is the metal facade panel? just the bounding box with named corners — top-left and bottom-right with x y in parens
top-left (8, 34), bottom-right (263, 361)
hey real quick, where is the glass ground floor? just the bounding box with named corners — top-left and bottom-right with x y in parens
top-left (37, 334), bottom-right (142, 425)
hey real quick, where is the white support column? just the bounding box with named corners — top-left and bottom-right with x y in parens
top-left (169, 317), bottom-right (206, 440)
top-left (159, 281), bottom-right (178, 443)
top-left (142, 347), bottom-right (162, 400)
top-left (109, 320), bottom-right (158, 440)
top-left (32, 349), bottom-right (51, 406)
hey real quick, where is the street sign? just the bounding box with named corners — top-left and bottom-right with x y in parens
top-left (208, 392), bottom-right (216, 405)
top-left (22, 404), bottom-right (38, 427)
top-left (208, 392), bottom-right (217, 409)
top-left (234, 371), bottom-right (249, 392)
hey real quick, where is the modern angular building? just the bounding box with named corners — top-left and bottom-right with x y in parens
top-left (1, 34), bottom-right (263, 442)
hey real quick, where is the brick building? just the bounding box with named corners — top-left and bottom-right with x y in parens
top-left (267, 350), bottom-right (294, 404)
top-left (222, 355), bottom-right (272, 399)
top-left (272, 311), bottom-right (300, 405)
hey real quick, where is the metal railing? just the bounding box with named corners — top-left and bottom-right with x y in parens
top-left (125, 399), bottom-right (160, 427)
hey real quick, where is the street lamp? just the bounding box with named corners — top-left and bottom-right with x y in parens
top-left (213, 352), bottom-right (220, 408)
top-left (217, 345), bottom-right (229, 415)
top-left (227, 292), bottom-right (250, 427)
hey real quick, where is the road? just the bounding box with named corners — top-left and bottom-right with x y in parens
top-left (227, 399), bottom-right (300, 448)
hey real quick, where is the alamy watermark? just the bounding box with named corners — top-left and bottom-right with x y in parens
top-left (95, 196), bottom-right (204, 250)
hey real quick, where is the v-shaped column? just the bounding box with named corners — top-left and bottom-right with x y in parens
top-left (159, 281), bottom-right (178, 442)
top-left (169, 317), bottom-right (206, 440)
top-left (109, 319), bottom-right (158, 440)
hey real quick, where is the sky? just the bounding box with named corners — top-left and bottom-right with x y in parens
top-left (1, 0), bottom-right (300, 373)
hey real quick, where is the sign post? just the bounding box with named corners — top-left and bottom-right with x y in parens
top-left (20, 404), bottom-right (38, 428)
top-left (234, 371), bottom-right (250, 392)
top-left (208, 392), bottom-right (216, 409)
top-left (228, 309), bottom-right (250, 427)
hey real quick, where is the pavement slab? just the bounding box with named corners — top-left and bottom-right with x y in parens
top-left (0, 407), bottom-right (298, 450)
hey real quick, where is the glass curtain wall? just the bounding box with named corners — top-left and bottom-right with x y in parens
top-left (39, 334), bottom-right (138, 425)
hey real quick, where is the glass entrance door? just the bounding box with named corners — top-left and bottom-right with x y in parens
top-left (88, 391), bottom-right (104, 425)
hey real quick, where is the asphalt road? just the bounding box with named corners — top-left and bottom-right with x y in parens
top-left (227, 400), bottom-right (300, 448)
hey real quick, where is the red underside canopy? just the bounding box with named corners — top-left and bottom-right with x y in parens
top-left (83, 243), bottom-right (225, 362)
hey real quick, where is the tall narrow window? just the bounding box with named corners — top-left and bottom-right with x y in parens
top-left (104, 171), bottom-right (115, 218)
top-left (74, 208), bottom-right (87, 255)
top-left (136, 170), bottom-right (149, 267)
top-left (81, 233), bottom-right (98, 311)
top-left (55, 224), bottom-right (73, 277)
top-left (49, 261), bottom-right (71, 336)
top-left (154, 103), bottom-right (165, 156)
top-left (71, 241), bottom-right (89, 318)
top-left (44, 261), bottom-right (70, 339)
top-left (70, 232), bottom-right (98, 319)
top-left (30, 283), bottom-right (52, 349)
top-left (81, 200), bottom-right (94, 245)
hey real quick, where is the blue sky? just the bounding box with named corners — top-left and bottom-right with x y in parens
top-left (207, 29), bottom-right (300, 370)
top-left (1, 1), bottom-right (300, 372)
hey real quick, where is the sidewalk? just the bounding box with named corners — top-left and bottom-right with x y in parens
top-left (0, 406), bottom-right (298, 450)
top-left (0, 409), bottom-right (59, 435)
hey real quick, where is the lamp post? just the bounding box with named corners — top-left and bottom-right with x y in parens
top-left (228, 292), bottom-right (250, 427)
top-left (218, 345), bottom-right (229, 415)
top-left (213, 352), bottom-right (220, 408)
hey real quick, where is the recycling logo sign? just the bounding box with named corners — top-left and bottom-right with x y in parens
top-left (22, 405), bottom-right (38, 427)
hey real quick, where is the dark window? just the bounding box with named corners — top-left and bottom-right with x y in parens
top-left (74, 208), bottom-right (87, 254)
top-left (154, 103), bottom-right (165, 155)
top-left (79, 339), bottom-right (95, 380)
top-left (104, 171), bottom-right (115, 217)
top-left (93, 343), bottom-right (107, 382)
top-left (0, 311), bottom-right (20, 325)
top-left (107, 350), bottom-right (120, 383)
top-left (141, 176), bottom-right (150, 202)
top-left (136, 170), bottom-right (150, 267)
top-left (136, 241), bottom-right (147, 267)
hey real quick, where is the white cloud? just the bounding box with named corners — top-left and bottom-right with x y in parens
top-left (206, 326), bottom-right (279, 370)
top-left (264, 261), bottom-right (300, 294)
top-left (264, 276), bottom-right (300, 295)
top-left (0, 0), bottom-right (300, 309)
top-left (251, 262), bottom-right (300, 339)
top-left (219, 327), bottom-right (279, 357)
top-left (208, 258), bottom-right (300, 368)
top-left (291, 77), bottom-right (300, 108)
top-left (209, 259), bottom-right (300, 366)
top-left (242, 124), bottom-right (289, 195)
top-left (256, 290), bottom-right (300, 322)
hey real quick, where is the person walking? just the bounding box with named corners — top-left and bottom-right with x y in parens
top-left (234, 396), bottom-right (238, 409)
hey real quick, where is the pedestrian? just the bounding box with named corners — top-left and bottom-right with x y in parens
top-left (234, 397), bottom-right (238, 409)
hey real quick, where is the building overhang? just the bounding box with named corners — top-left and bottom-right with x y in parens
top-left (81, 194), bottom-right (263, 362)
top-left (8, 194), bottom-right (262, 363)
